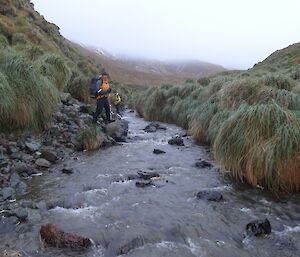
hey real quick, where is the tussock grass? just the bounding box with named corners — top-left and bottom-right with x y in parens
top-left (79, 125), bottom-right (103, 151)
top-left (66, 72), bottom-right (90, 103)
top-left (189, 101), bottom-right (218, 144)
top-left (218, 79), bottom-right (262, 108)
top-left (0, 49), bottom-right (59, 131)
top-left (262, 74), bottom-right (295, 91)
top-left (36, 53), bottom-right (71, 91)
top-left (214, 103), bottom-right (300, 192)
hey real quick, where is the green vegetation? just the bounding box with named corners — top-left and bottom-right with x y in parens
top-left (79, 125), bottom-right (104, 151)
top-left (135, 49), bottom-right (300, 192)
top-left (0, 0), bottom-right (134, 131)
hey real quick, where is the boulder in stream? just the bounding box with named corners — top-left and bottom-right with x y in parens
top-left (143, 122), bottom-right (167, 133)
top-left (195, 160), bottom-right (213, 168)
top-left (153, 149), bottom-right (166, 154)
top-left (40, 224), bottom-right (92, 250)
top-left (41, 148), bottom-right (58, 163)
top-left (196, 190), bottom-right (223, 202)
top-left (137, 171), bottom-right (160, 180)
top-left (168, 136), bottom-right (184, 146)
top-left (136, 181), bottom-right (154, 188)
top-left (246, 219), bottom-right (272, 237)
top-left (105, 120), bottom-right (129, 142)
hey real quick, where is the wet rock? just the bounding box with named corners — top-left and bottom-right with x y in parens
top-left (144, 122), bottom-right (167, 133)
top-left (11, 208), bottom-right (28, 222)
top-left (25, 140), bottom-right (41, 153)
top-left (40, 224), bottom-right (92, 250)
top-left (16, 181), bottom-right (27, 196)
top-left (35, 158), bottom-right (51, 168)
top-left (62, 168), bottom-right (73, 175)
top-left (246, 219), bottom-right (272, 237)
top-left (195, 160), bottom-right (213, 168)
top-left (12, 162), bottom-right (29, 174)
top-left (105, 120), bottom-right (129, 142)
top-left (117, 237), bottom-right (147, 255)
top-left (6, 145), bottom-right (19, 156)
top-left (129, 110), bottom-right (135, 113)
top-left (168, 136), bottom-right (184, 146)
top-left (9, 172), bottom-right (20, 187)
top-left (136, 181), bottom-right (154, 188)
top-left (41, 148), bottom-right (58, 163)
top-left (153, 149), bottom-right (166, 154)
top-left (196, 190), bottom-right (223, 202)
top-left (137, 171), bottom-right (160, 180)
top-left (1, 187), bottom-right (15, 200)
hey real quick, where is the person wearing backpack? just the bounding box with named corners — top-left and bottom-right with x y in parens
top-left (114, 92), bottom-right (122, 116)
top-left (92, 71), bottom-right (113, 124)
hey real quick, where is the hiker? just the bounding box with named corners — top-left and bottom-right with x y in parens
top-left (93, 72), bottom-right (113, 123)
top-left (114, 92), bottom-right (122, 115)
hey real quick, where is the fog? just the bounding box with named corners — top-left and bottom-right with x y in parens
top-left (32, 0), bottom-right (300, 69)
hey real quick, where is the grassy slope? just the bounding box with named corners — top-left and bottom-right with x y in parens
top-left (0, 0), bottom-right (138, 131)
top-left (135, 44), bottom-right (300, 192)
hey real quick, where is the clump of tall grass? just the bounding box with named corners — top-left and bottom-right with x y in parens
top-left (79, 125), bottom-right (103, 151)
top-left (197, 77), bottom-right (211, 86)
top-left (207, 109), bottom-right (233, 143)
top-left (36, 53), bottom-right (71, 91)
top-left (214, 103), bottom-right (300, 192)
top-left (262, 74), bottom-right (295, 91)
top-left (189, 101), bottom-right (218, 144)
top-left (218, 79), bottom-right (262, 108)
top-left (0, 49), bottom-right (59, 131)
top-left (66, 72), bottom-right (90, 103)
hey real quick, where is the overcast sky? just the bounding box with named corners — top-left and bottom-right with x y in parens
top-left (32, 0), bottom-right (300, 69)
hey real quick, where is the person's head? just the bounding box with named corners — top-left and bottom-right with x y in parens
top-left (101, 71), bottom-right (109, 81)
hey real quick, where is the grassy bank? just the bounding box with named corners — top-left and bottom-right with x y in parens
top-left (0, 0), bottom-right (135, 132)
top-left (135, 68), bottom-right (300, 192)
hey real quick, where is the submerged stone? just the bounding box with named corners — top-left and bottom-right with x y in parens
top-left (168, 136), bottom-right (184, 146)
top-left (196, 190), bottom-right (223, 202)
top-left (153, 149), bottom-right (166, 154)
top-left (246, 219), bottom-right (272, 237)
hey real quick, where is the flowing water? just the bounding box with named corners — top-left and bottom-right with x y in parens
top-left (1, 111), bottom-right (300, 257)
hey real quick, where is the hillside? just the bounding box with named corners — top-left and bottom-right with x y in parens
top-left (135, 42), bottom-right (300, 192)
top-left (253, 42), bottom-right (300, 74)
top-left (71, 43), bottom-right (226, 86)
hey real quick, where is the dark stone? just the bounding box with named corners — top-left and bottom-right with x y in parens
top-left (62, 168), bottom-right (73, 175)
top-left (9, 172), bottom-right (20, 187)
top-left (105, 120), bottom-right (129, 142)
top-left (246, 219), bottom-right (272, 237)
top-left (40, 224), bottom-right (92, 250)
top-left (195, 160), bottom-right (213, 168)
top-left (6, 145), bottom-right (18, 156)
top-left (41, 148), bottom-right (58, 163)
top-left (129, 110), bottom-right (135, 113)
top-left (1, 187), bottom-right (15, 200)
top-left (136, 181), bottom-right (154, 188)
top-left (16, 181), bottom-right (27, 196)
top-left (137, 171), bottom-right (160, 180)
top-left (196, 190), bottom-right (223, 202)
top-left (153, 149), bottom-right (166, 154)
top-left (25, 140), bottom-right (41, 153)
top-left (143, 122), bottom-right (167, 133)
top-left (12, 162), bottom-right (29, 174)
top-left (35, 158), bottom-right (51, 168)
top-left (12, 208), bottom-right (28, 222)
top-left (117, 237), bottom-right (147, 255)
top-left (168, 136), bottom-right (184, 146)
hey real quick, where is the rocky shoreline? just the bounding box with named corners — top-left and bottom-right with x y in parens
top-left (0, 93), bottom-right (128, 225)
